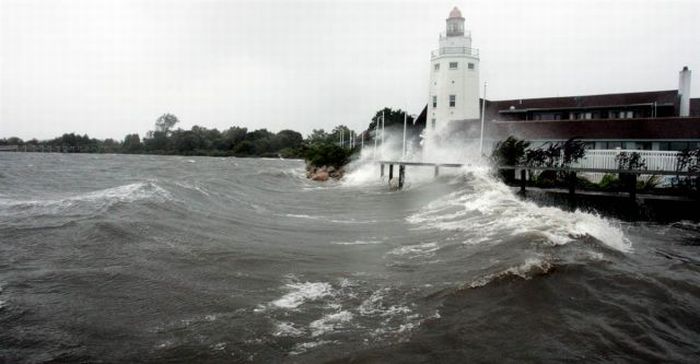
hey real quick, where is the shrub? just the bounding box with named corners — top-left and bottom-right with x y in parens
top-left (491, 136), bottom-right (530, 183)
top-left (598, 174), bottom-right (621, 190)
top-left (304, 142), bottom-right (352, 169)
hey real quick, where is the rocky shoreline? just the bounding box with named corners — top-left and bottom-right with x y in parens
top-left (306, 164), bottom-right (345, 181)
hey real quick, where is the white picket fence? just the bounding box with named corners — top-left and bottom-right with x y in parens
top-left (519, 149), bottom-right (686, 183)
top-left (574, 150), bottom-right (681, 170)
top-left (574, 149), bottom-right (682, 183)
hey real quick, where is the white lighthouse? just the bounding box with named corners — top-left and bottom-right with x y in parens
top-left (428, 6), bottom-right (480, 130)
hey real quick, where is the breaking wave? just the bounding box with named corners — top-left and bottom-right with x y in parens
top-left (407, 167), bottom-right (631, 252)
top-left (0, 181), bottom-right (172, 223)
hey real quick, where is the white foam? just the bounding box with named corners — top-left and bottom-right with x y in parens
top-left (469, 257), bottom-right (552, 288)
top-left (386, 242), bottom-right (439, 258)
top-left (0, 181), bottom-right (172, 213)
top-left (285, 214), bottom-right (319, 220)
top-left (174, 181), bottom-right (210, 196)
top-left (309, 310), bottom-right (353, 337)
top-left (407, 167), bottom-right (632, 252)
top-left (210, 342), bottom-right (226, 351)
top-left (331, 240), bottom-right (382, 246)
top-left (290, 340), bottom-right (334, 355)
top-left (273, 321), bottom-right (304, 337)
top-left (270, 282), bottom-right (333, 309)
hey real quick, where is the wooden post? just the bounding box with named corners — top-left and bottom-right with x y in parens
top-left (568, 171), bottom-right (577, 210)
top-left (629, 174), bottom-right (637, 201)
top-left (389, 164), bottom-right (394, 180)
top-left (399, 165), bottom-right (405, 189)
top-left (434, 165), bottom-right (439, 177)
top-left (520, 169), bottom-right (526, 194)
top-left (568, 171), bottom-right (576, 196)
top-left (380, 163), bottom-right (385, 178)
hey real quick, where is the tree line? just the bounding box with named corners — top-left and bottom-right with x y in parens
top-left (1, 108), bottom-right (422, 162)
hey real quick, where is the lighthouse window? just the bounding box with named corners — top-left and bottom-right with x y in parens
top-left (449, 95), bottom-right (456, 107)
top-left (434, 63), bottom-right (440, 71)
top-left (432, 96), bottom-right (437, 108)
top-left (449, 62), bottom-right (458, 70)
top-left (468, 63), bottom-right (474, 70)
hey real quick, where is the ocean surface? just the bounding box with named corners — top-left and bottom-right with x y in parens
top-left (1, 153), bottom-right (699, 363)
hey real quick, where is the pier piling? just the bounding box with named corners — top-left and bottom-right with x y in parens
top-left (399, 165), bottom-right (405, 189)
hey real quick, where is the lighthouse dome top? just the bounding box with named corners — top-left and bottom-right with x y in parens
top-left (448, 6), bottom-right (463, 19)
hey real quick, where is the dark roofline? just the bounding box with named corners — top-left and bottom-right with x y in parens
top-left (487, 116), bottom-right (700, 140)
top-left (498, 102), bottom-right (675, 114)
top-left (486, 89), bottom-right (678, 103)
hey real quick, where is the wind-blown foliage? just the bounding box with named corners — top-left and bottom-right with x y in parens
top-left (491, 136), bottom-right (530, 183)
top-left (492, 136), bottom-right (587, 185)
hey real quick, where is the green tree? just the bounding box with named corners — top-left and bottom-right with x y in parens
top-left (101, 138), bottom-right (122, 153)
top-left (221, 126), bottom-right (248, 150)
top-left (491, 136), bottom-right (530, 183)
top-left (274, 130), bottom-right (303, 149)
top-left (143, 131), bottom-right (169, 152)
top-left (123, 134), bottom-right (142, 153)
top-left (307, 129), bottom-right (332, 145)
top-left (155, 113), bottom-right (180, 134)
top-left (304, 143), bottom-right (351, 169)
top-left (368, 108), bottom-right (415, 131)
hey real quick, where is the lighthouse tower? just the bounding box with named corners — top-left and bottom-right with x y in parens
top-left (428, 6), bottom-right (480, 130)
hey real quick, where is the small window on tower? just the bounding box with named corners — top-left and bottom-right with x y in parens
top-left (434, 63), bottom-right (440, 71)
top-left (449, 62), bottom-right (458, 69)
top-left (449, 95), bottom-right (456, 107)
top-left (432, 96), bottom-right (437, 108)
top-left (431, 119), bottom-right (436, 129)
top-left (468, 63), bottom-right (475, 70)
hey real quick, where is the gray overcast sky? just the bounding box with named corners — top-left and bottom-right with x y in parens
top-left (1, 0), bottom-right (699, 140)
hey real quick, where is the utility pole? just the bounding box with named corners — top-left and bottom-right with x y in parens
top-left (479, 82), bottom-right (488, 156)
top-left (402, 109), bottom-right (407, 159)
top-left (373, 122), bottom-right (378, 160)
top-left (381, 110), bottom-right (385, 147)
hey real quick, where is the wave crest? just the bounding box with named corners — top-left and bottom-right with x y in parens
top-left (0, 181), bottom-right (172, 219)
top-left (407, 167), bottom-right (631, 252)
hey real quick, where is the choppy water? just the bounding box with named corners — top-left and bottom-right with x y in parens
top-left (1, 153), bottom-right (699, 363)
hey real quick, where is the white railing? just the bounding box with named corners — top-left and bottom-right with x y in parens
top-left (573, 150), bottom-right (681, 171)
top-left (572, 149), bottom-right (683, 183)
top-left (431, 47), bottom-right (479, 58)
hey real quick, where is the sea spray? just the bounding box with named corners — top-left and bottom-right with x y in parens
top-left (407, 166), bottom-right (631, 252)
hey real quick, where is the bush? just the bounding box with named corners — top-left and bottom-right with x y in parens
top-left (598, 174), bottom-right (621, 190)
top-left (491, 136), bottom-right (530, 183)
top-left (304, 142), bottom-right (352, 169)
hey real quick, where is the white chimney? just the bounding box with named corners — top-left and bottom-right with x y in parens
top-left (678, 66), bottom-right (691, 117)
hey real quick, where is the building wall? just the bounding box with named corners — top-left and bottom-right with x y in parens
top-left (428, 54), bottom-right (480, 128)
top-left (428, 19), bottom-right (480, 130)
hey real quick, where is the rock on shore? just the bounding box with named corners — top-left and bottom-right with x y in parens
top-left (307, 165), bottom-right (345, 181)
